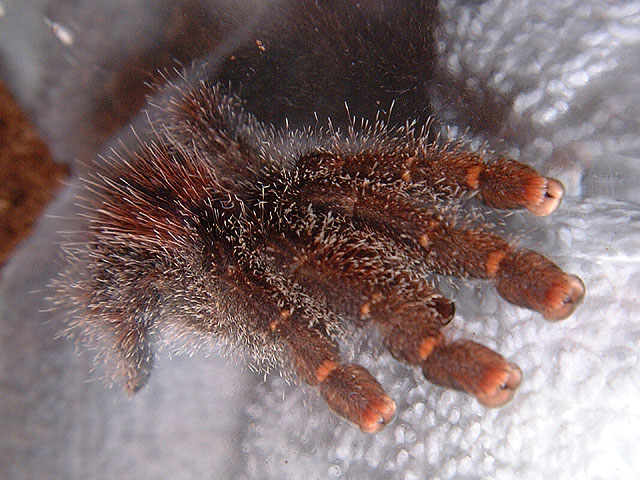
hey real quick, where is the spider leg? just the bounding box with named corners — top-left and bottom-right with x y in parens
top-left (269, 309), bottom-right (396, 433)
top-left (299, 144), bottom-right (565, 216)
top-left (262, 226), bottom-right (522, 409)
top-left (197, 242), bottom-right (397, 433)
top-left (405, 146), bottom-right (566, 216)
top-left (421, 340), bottom-right (522, 407)
top-left (102, 312), bottom-right (154, 396)
top-left (291, 168), bottom-right (584, 319)
top-left (365, 285), bottom-right (522, 408)
top-left (412, 223), bottom-right (586, 320)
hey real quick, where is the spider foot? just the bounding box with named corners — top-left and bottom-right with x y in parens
top-left (320, 364), bottom-right (396, 433)
top-left (473, 360), bottom-right (522, 408)
top-left (494, 251), bottom-right (586, 320)
top-left (541, 273), bottom-right (586, 320)
top-left (478, 159), bottom-right (565, 216)
top-left (102, 313), bottom-right (154, 396)
top-left (121, 362), bottom-right (152, 397)
top-left (524, 177), bottom-right (565, 217)
top-left (422, 340), bottom-right (522, 408)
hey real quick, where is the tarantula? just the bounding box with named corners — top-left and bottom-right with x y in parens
top-left (55, 0), bottom-right (585, 433)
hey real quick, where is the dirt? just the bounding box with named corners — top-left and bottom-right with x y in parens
top-left (0, 81), bottom-right (68, 268)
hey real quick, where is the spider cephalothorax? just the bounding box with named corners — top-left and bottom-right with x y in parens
top-left (56, 77), bottom-right (584, 432)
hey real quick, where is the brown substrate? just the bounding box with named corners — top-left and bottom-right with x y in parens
top-left (0, 81), bottom-right (68, 267)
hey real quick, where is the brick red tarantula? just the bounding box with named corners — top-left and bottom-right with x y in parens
top-left (56, 0), bottom-right (585, 433)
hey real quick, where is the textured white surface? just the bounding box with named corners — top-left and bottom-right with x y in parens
top-left (1, 1), bottom-right (639, 479)
top-left (240, 198), bottom-right (640, 479)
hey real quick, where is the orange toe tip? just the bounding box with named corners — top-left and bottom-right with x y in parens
top-left (543, 274), bottom-right (586, 321)
top-left (526, 178), bottom-right (565, 217)
top-left (476, 363), bottom-right (522, 408)
top-left (359, 396), bottom-right (397, 433)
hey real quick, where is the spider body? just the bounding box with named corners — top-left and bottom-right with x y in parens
top-left (55, 0), bottom-right (585, 433)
